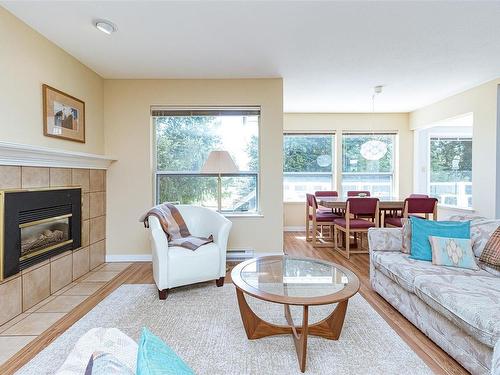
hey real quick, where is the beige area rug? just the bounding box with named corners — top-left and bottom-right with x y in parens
top-left (17, 283), bottom-right (432, 374)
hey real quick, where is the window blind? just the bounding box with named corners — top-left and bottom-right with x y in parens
top-left (151, 107), bottom-right (260, 117)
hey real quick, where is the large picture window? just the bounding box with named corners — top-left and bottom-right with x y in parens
top-left (342, 133), bottom-right (396, 198)
top-left (429, 136), bottom-right (472, 209)
top-left (283, 134), bottom-right (335, 202)
top-left (153, 107), bottom-right (259, 214)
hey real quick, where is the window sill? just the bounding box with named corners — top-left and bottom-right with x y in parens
top-left (224, 213), bottom-right (264, 218)
top-left (437, 204), bottom-right (475, 213)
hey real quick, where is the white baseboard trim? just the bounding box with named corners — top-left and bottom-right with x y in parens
top-left (106, 254), bottom-right (152, 262)
top-left (284, 226), bottom-right (305, 232)
top-left (106, 251), bottom-right (283, 263)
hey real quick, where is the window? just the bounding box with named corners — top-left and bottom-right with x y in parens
top-left (283, 134), bottom-right (335, 202)
top-left (342, 133), bottom-right (396, 198)
top-left (429, 137), bottom-right (472, 209)
top-left (153, 107), bottom-right (259, 214)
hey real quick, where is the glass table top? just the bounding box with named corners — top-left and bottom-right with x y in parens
top-left (240, 257), bottom-right (349, 299)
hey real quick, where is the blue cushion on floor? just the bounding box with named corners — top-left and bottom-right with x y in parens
top-left (410, 217), bottom-right (470, 262)
top-left (136, 328), bottom-right (194, 375)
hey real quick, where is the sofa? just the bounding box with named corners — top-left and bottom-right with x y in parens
top-left (368, 217), bottom-right (500, 375)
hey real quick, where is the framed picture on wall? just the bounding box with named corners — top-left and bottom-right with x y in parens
top-left (43, 84), bottom-right (85, 143)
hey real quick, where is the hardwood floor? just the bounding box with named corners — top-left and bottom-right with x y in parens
top-left (0, 232), bottom-right (468, 375)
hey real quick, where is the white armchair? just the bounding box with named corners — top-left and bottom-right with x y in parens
top-left (148, 205), bottom-right (232, 299)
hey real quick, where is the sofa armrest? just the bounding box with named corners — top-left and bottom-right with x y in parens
top-left (368, 227), bottom-right (403, 252)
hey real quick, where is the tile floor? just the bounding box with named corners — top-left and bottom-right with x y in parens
top-left (0, 262), bottom-right (131, 366)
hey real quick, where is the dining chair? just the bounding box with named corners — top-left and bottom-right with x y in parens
top-left (333, 197), bottom-right (379, 259)
top-left (305, 193), bottom-right (339, 247)
top-left (409, 194), bottom-right (429, 198)
top-left (314, 191), bottom-right (339, 197)
top-left (384, 197), bottom-right (438, 227)
top-left (347, 190), bottom-right (371, 197)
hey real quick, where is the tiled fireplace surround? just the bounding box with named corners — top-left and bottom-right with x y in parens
top-left (0, 166), bottom-right (106, 326)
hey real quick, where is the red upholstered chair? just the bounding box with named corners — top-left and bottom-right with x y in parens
top-left (333, 198), bottom-right (379, 258)
top-left (315, 190), bottom-right (341, 214)
top-left (384, 197), bottom-right (438, 227)
top-left (409, 194), bottom-right (429, 198)
top-left (347, 191), bottom-right (371, 197)
top-left (315, 191), bottom-right (339, 197)
top-left (305, 193), bottom-right (339, 247)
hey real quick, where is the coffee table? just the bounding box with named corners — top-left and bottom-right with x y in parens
top-left (231, 255), bottom-right (360, 372)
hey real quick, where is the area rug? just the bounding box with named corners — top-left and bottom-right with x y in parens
top-left (17, 283), bottom-right (431, 374)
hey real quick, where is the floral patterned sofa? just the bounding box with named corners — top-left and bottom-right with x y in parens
top-left (368, 216), bottom-right (500, 375)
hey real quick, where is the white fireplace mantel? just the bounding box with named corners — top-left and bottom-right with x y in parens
top-left (0, 141), bottom-right (116, 169)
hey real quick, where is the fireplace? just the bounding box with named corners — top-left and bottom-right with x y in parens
top-left (0, 187), bottom-right (81, 281)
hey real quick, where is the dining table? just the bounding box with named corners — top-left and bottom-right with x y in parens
top-left (317, 196), bottom-right (405, 211)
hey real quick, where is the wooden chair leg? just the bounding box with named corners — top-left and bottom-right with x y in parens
top-left (306, 217), bottom-right (311, 241)
top-left (345, 231), bottom-right (350, 259)
top-left (333, 225), bottom-right (338, 249)
top-left (158, 289), bottom-right (168, 300)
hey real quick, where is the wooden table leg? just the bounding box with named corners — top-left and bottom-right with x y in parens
top-left (285, 304), bottom-right (309, 372)
top-left (235, 288), bottom-right (349, 372)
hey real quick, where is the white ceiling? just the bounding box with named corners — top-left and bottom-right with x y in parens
top-left (3, 1), bottom-right (500, 113)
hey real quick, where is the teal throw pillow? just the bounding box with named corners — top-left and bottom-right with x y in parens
top-left (136, 328), bottom-right (194, 375)
top-left (410, 217), bottom-right (470, 262)
top-left (429, 236), bottom-right (479, 270)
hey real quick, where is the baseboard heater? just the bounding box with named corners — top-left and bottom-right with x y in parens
top-left (226, 249), bottom-right (254, 262)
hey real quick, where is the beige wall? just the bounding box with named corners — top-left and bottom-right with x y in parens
top-left (409, 78), bottom-right (500, 219)
top-left (283, 113), bottom-right (412, 228)
top-left (0, 7), bottom-right (104, 154)
top-left (104, 79), bottom-right (284, 255)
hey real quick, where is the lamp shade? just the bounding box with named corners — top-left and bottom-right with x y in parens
top-left (201, 150), bottom-right (238, 174)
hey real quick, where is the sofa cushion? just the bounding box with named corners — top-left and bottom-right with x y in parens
top-left (371, 252), bottom-right (492, 293)
top-left (413, 274), bottom-right (500, 348)
top-left (410, 217), bottom-right (470, 262)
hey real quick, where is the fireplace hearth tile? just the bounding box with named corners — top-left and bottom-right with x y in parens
top-left (81, 271), bottom-right (119, 283)
top-left (82, 193), bottom-right (90, 220)
top-left (89, 240), bottom-right (105, 270)
top-left (62, 282), bottom-right (105, 296)
top-left (22, 264), bottom-right (50, 311)
top-left (71, 169), bottom-right (90, 193)
top-left (20, 259), bottom-right (50, 275)
top-left (89, 216), bottom-right (106, 244)
top-left (81, 219), bottom-right (90, 247)
top-left (0, 277), bottom-right (22, 326)
top-left (0, 166), bottom-right (21, 189)
top-left (50, 253), bottom-right (73, 294)
top-left (2, 312), bottom-right (65, 336)
top-left (49, 168), bottom-right (71, 187)
top-left (35, 295), bottom-right (88, 313)
top-left (72, 247), bottom-right (90, 281)
top-left (0, 336), bottom-right (37, 366)
top-left (89, 192), bottom-right (106, 218)
top-left (21, 167), bottom-right (49, 188)
top-left (90, 169), bottom-right (105, 192)
top-left (24, 295), bottom-right (56, 314)
top-left (0, 313), bottom-right (29, 335)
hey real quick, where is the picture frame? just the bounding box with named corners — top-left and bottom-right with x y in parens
top-left (43, 84), bottom-right (85, 143)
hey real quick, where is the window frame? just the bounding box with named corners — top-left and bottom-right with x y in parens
top-left (340, 131), bottom-right (398, 199)
top-left (152, 106), bottom-right (261, 215)
top-left (427, 133), bottom-right (473, 210)
top-left (283, 132), bottom-right (337, 203)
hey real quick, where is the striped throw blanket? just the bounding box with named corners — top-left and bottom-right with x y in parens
top-left (141, 203), bottom-right (213, 251)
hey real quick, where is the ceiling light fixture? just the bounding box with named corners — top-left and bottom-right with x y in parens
top-left (94, 19), bottom-right (117, 35)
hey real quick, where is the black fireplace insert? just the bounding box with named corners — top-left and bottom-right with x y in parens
top-left (0, 187), bottom-right (81, 281)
